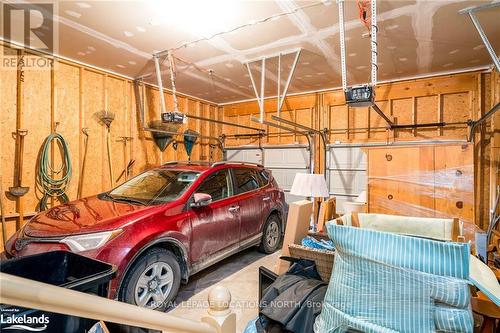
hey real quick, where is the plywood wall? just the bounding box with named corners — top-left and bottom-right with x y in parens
top-left (222, 70), bottom-right (500, 229)
top-left (0, 44), bottom-right (222, 245)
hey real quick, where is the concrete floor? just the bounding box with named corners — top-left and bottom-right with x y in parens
top-left (169, 248), bottom-right (281, 332)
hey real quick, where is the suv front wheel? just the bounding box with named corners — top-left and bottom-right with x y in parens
top-left (119, 248), bottom-right (181, 311)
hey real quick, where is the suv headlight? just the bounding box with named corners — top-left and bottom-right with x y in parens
top-left (60, 230), bottom-right (123, 253)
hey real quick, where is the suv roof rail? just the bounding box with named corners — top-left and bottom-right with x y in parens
top-left (162, 161), bottom-right (211, 166)
top-left (212, 161), bottom-right (264, 168)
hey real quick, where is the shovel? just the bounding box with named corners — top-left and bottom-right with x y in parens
top-left (0, 175), bottom-right (8, 249)
top-left (77, 128), bottom-right (90, 199)
top-left (9, 129), bottom-right (29, 228)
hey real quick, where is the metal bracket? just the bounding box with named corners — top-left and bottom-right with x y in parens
top-left (153, 51), bottom-right (180, 119)
top-left (337, 0), bottom-right (378, 89)
top-left (271, 115), bottom-right (328, 178)
top-left (187, 114), bottom-right (264, 133)
top-left (467, 102), bottom-right (500, 142)
top-left (370, 0), bottom-right (377, 86)
top-left (372, 103), bottom-right (394, 128)
top-left (271, 115), bottom-right (330, 149)
top-left (459, 2), bottom-right (500, 73)
top-left (338, 0), bottom-right (347, 91)
top-left (144, 127), bottom-right (222, 146)
top-left (153, 55), bottom-right (167, 117)
top-left (245, 48), bottom-right (301, 122)
top-left (251, 116), bottom-right (314, 173)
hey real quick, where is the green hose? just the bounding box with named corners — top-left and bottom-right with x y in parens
top-left (38, 132), bottom-right (72, 210)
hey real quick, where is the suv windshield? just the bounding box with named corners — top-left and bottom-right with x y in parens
top-left (104, 169), bottom-right (200, 205)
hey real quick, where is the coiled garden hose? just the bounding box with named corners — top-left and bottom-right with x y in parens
top-left (37, 132), bottom-right (72, 210)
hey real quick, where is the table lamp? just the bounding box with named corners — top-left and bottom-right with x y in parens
top-left (290, 173), bottom-right (329, 230)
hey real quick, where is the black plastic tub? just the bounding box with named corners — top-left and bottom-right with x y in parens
top-left (0, 250), bottom-right (116, 333)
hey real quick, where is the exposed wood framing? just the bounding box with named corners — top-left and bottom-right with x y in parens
top-left (222, 70), bottom-right (499, 229)
top-left (0, 44), bottom-right (222, 248)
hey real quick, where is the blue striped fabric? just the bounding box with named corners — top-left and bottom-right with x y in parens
top-left (434, 304), bottom-right (473, 332)
top-left (314, 224), bottom-right (473, 333)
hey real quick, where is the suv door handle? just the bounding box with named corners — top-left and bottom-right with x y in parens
top-left (228, 206), bottom-right (240, 213)
top-left (262, 196), bottom-right (271, 201)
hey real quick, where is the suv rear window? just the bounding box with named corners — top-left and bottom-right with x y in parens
top-left (258, 170), bottom-right (270, 187)
top-left (233, 168), bottom-right (260, 194)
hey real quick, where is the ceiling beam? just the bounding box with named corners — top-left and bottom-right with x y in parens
top-left (412, 2), bottom-right (447, 73)
top-left (196, 3), bottom-right (419, 69)
top-left (276, 0), bottom-right (346, 79)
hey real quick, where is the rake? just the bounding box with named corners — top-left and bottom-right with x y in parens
top-left (95, 109), bottom-right (115, 185)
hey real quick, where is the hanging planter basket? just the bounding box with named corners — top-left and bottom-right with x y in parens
top-left (148, 120), bottom-right (181, 152)
top-left (183, 129), bottom-right (199, 160)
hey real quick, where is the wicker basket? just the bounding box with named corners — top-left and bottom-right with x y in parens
top-left (288, 244), bottom-right (335, 282)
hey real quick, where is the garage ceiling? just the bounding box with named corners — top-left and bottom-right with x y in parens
top-left (3, 0), bottom-right (500, 104)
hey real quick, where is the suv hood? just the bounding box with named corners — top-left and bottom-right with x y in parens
top-left (24, 195), bottom-right (150, 238)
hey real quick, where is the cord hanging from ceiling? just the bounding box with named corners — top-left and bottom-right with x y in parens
top-left (208, 69), bottom-right (217, 101)
top-left (357, 0), bottom-right (371, 33)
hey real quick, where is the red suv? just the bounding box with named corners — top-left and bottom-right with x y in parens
top-left (5, 162), bottom-right (286, 310)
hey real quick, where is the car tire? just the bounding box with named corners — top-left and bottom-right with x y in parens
top-left (118, 248), bottom-right (181, 311)
top-left (259, 214), bottom-right (282, 254)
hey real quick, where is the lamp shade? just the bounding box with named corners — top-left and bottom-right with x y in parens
top-left (290, 173), bottom-right (329, 198)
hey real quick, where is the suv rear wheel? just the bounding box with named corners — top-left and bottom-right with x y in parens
top-left (119, 248), bottom-right (181, 311)
top-left (259, 214), bottom-right (282, 254)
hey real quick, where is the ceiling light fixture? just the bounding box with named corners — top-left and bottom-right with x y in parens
top-left (76, 2), bottom-right (91, 9)
top-left (147, 0), bottom-right (237, 38)
top-left (153, 0), bottom-right (326, 52)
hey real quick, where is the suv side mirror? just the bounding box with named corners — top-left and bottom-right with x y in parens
top-left (190, 193), bottom-right (212, 208)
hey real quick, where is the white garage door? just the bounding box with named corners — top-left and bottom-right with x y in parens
top-left (225, 145), bottom-right (310, 203)
top-left (327, 145), bottom-right (367, 213)
top-left (225, 148), bottom-right (263, 164)
top-left (264, 147), bottom-right (309, 203)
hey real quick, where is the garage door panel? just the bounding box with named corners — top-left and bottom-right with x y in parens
top-left (335, 195), bottom-right (357, 214)
top-left (264, 148), bottom-right (309, 168)
top-left (272, 169), bottom-right (307, 191)
top-left (226, 149), bottom-right (262, 164)
top-left (226, 146), bottom-right (309, 204)
top-left (329, 170), bottom-right (367, 195)
top-left (329, 147), bottom-right (367, 170)
top-left (285, 193), bottom-right (305, 203)
top-left (328, 146), bottom-right (368, 212)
